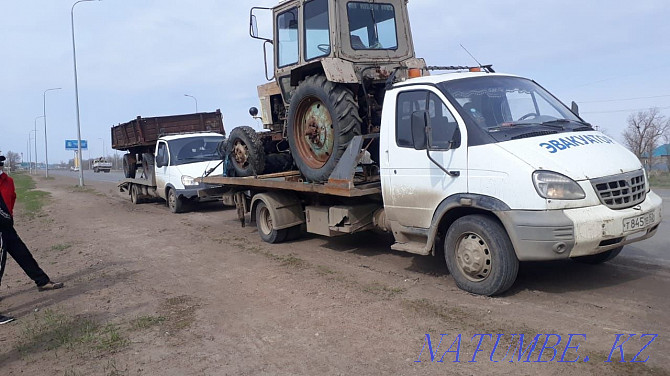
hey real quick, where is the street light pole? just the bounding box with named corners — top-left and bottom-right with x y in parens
top-left (71, 0), bottom-right (99, 187)
top-left (184, 94), bottom-right (198, 113)
top-left (98, 137), bottom-right (105, 158)
top-left (27, 134), bottom-right (32, 174)
top-left (34, 115), bottom-right (44, 173)
top-left (43, 87), bottom-right (61, 178)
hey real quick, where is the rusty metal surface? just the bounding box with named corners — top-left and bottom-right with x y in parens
top-left (322, 58), bottom-right (358, 83)
top-left (295, 97), bottom-right (334, 169)
top-left (111, 110), bottom-right (225, 151)
top-left (199, 173), bottom-right (381, 198)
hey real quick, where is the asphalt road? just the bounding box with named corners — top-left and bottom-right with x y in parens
top-left (43, 169), bottom-right (670, 263)
top-left (624, 188), bottom-right (670, 264)
top-left (47, 168), bottom-right (125, 184)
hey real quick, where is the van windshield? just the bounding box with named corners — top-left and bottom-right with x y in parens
top-left (168, 136), bottom-right (223, 165)
top-left (438, 76), bottom-right (587, 138)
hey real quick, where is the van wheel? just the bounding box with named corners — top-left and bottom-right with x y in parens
top-left (130, 184), bottom-right (141, 204)
top-left (288, 75), bottom-right (361, 182)
top-left (167, 188), bottom-right (184, 214)
top-left (572, 246), bottom-right (623, 264)
top-left (255, 201), bottom-right (287, 243)
top-left (228, 126), bottom-right (265, 176)
top-left (444, 215), bottom-right (518, 296)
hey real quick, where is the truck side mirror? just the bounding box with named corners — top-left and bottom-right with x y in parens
top-left (571, 101), bottom-right (579, 117)
top-left (156, 157), bottom-right (164, 168)
top-left (411, 111), bottom-right (428, 150)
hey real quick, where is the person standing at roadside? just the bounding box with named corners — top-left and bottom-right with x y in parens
top-left (0, 154), bottom-right (63, 300)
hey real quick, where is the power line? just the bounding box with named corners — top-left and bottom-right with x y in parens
top-left (579, 94), bottom-right (670, 104)
top-left (582, 106), bottom-right (670, 114)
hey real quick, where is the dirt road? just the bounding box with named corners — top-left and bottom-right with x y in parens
top-left (0, 174), bottom-right (667, 375)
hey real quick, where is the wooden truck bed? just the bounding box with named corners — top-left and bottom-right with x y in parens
top-left (111, 110), bottom-right (225, 151)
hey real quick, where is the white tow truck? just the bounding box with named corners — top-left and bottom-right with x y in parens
top-left (202, 71), bottom-right (662, 296)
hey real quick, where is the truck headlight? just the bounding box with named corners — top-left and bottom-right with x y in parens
top-left (181, 175), bottom-right (197, 186)
top-left (532, 171), bottom-right (585, 200)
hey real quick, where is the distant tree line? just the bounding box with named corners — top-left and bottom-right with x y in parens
top-left (622, 108), bottom-right (670, 172)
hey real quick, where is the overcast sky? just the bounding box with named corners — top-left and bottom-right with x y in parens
top-left (1, 0), bottom-right (669, 164)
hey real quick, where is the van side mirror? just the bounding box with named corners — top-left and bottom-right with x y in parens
top-left (411, 111), bottom-right (428, 150)
top-left (571, 101), bottom-right (579, 117)
top-left (156, 156), bottom-right (164, 168)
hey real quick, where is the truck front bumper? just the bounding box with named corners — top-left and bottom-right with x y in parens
top-left (498, 191), bottom-right (662, 261)
top-left (176, 185), bottom-right (221, 202)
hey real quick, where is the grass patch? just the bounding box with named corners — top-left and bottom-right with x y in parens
top-left (68, 185), bottom-right (103, 196)
top-left (363, 282), bottom-right (406, 299)
top-left (15, 309), bottom-right (129, 356)
top-left (12, 173), bottom-right (50, 218)
top-left (95, 324), bottom-right (129, 351)
top-left (51, 243), bottom-right (73, 252)
top-left (160, 296), bottom-right (199, 334)
top-left (16, 309), bottom-right (99, 354)
top-left (131, 315), bottom-right (167, 330)
top-left (316, 265), bottom-right (336, 275)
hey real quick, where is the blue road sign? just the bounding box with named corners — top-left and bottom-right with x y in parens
top-left (65, 139), bottom-right (88, 150)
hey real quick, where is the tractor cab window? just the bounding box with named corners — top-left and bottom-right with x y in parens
top-left (347, 2), bottom-right (398, 50)
top-left (277, 7), bottom-right (299, 67)
top-left (304, 0), bottom-right (330, 60)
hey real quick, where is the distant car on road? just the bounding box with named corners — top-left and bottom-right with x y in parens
top-left (92, 157), bottom-right (112, 173)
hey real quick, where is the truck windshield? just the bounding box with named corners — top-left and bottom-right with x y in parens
top-left (438, 76), bottom-right (586, 137)
top-left (347, 2), bottom-right (398, 50)
top-left (168, 136), bottom-right (223, 165)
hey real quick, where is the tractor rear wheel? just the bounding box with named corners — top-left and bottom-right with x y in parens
top-left (287, 75), bottom-right (361, 182)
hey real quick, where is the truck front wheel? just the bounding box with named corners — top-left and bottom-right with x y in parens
top-left (167, 188), bottom-right (184, 214)
top-left (255, 201), bottom-right (288, 244)
top-left (130, 184), bottom-right (142, 205)
top-left (444, 215), bottom-right (519, 296)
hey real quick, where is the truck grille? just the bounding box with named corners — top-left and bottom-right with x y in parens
top-left (590, 170), bottom-right (646, 210)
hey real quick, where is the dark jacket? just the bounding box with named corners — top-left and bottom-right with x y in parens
top-left (0, 191), bottom-right (13, 229)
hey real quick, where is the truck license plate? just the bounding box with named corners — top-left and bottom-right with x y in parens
top-left (622, 212), bottom-right (656, 232)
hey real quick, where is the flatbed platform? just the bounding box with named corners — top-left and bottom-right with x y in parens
top-left (199, 171), bottom-right (381, 198)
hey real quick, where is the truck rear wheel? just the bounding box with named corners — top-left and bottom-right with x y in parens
top-left (444, 215), bottom-right (519, 296)
top-left (227, 126), bottom-right (265, 176)
top-left (288, 75), bottom-right (361, 182)
top-left (255, 201), bottom-right (288, 243)
top-left (572, 246), bottom-right (623, 264)
top-left (123, 154), bottom-right (137, 179)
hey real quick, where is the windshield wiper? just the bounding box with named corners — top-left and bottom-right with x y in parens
top-left (538, 119), bottom-right (570, 129)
